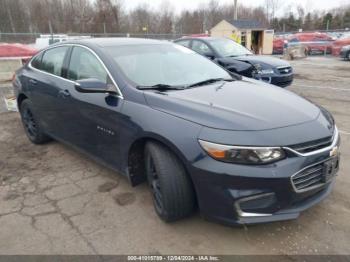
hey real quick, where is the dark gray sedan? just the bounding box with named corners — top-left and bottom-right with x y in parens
top-left (13, 38), bottom-right (339, 225)
top-left (175, 37), bottom-right (294, 87)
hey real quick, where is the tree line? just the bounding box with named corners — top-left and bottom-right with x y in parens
top-left (1, 0), bottom-right (350, 35)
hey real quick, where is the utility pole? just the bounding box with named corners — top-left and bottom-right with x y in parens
top-left (49, 21), bottom-right (53, 45)
top-left (234, 0), bottom-right (238, 20)
top-left (326, 19), bottom-right (330, 31)
top-left (103, 14), bottom-right (107, 35)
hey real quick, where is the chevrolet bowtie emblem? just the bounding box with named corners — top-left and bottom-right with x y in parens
top-left (330, 146), bottom-right (338, 157)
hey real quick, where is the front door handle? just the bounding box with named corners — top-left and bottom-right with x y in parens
top-left (58, 89), bottom-right (71, 98)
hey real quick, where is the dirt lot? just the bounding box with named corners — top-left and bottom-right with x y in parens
top-left (0, 56), bottom-right (349, 255)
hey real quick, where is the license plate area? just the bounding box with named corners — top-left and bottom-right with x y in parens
top-left (322, 157), bottom-right (339, 183)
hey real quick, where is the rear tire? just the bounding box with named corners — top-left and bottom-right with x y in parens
top-left (19, 99), bottom-right (51, 144)
top-left (145, 141), bottom-right (195, 222)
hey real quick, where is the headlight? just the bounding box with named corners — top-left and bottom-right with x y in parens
top-left (260, 69), bottom-right (274, 74)
top-left (199, 140), bottom-right (286, 165)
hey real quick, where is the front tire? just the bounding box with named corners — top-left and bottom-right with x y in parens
top-left (145, 141), bottom-right (195, 222)
top-left (19, 99), bottom-right (51, 144)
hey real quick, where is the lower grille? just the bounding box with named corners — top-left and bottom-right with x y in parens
top-left (274, 79), bottom-right (293, 87)
top-left (292, 164), bottom-right (324, 191)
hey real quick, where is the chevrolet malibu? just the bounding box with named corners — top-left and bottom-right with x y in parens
top-left (13, 38), bottom-right (340, 225)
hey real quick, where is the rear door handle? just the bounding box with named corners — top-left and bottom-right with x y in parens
top-left (29, 79), bottom-right (37, 85)
top-left (58, 89), bottom-right (71, 98)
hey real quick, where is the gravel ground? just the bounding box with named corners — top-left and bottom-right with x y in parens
top-left (0, 56), bottom-right (349, 255)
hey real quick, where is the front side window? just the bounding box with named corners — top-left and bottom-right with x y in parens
top-left (67, 46), bottom-right (108, 83)
top-left (105, 43), bottom-right (231, 87)
top-left (209, 38), bottom-right (252, 57)
top-left (191, 40), bottom-right (212, 55)
top-left (41, 46), bottom-right (69, 76)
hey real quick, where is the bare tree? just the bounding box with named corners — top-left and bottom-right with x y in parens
top-left (265, 0), bottom-right (282, 22)
top-left (1, 0), bottom-right (350, 37)
top-left (156, 1), bottom-right (174, 34)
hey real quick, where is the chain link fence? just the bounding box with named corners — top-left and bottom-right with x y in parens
top-left (0, 32), bottom-right (188, 46)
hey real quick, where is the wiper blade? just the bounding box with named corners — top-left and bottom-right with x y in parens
top-left (186, 78), bottom-right (234, 88)
top-left (137, 84), bottom-right (185, 91)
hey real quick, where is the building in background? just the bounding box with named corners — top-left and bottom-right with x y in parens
top-left (210, 19), bottom-right (274, 55)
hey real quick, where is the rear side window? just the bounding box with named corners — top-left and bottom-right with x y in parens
top-left (176, 40), bottom-right (191, 48)
top-left (41, 46), bottom-right (69, 76)
top-left (67, 46), bottom-right (108, 83)
top-left (31, 53), bottom-right (43, 69)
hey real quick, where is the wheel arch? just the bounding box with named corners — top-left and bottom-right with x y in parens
top-left (126, 133), bottom-right (194, 187)
top-left (17, 93), bottom-right (28, 109)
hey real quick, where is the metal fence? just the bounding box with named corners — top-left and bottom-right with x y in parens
top-left (0, 32), bottom-right (187, 45)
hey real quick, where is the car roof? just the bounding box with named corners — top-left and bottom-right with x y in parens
top-left (175, 37), bottom-right (226, 42)
top-left (58, 37), bottom-right (169, 47)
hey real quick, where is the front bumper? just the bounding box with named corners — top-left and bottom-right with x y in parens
top-left (271, 73), bottom-right (294, 87)
top-left (189, 146), bottom-right (339, 226)
top-left (256, 71), bottom-right (293, 88)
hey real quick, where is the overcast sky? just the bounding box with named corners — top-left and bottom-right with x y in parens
top-left (123, 0), bottom-right (350, 15)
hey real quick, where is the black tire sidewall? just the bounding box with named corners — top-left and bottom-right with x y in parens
top-left (19, 100), bottom-right (50, 144)
top-left (145, 142), bottom-right (195, 222)
top-left (145, 150), bottom-right (165, 217)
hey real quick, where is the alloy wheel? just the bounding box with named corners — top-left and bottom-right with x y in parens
top-left (22, 108), bottom-right (38, 139)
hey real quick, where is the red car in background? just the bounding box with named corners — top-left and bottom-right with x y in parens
top-left (0, 43), bottom-right (37, 63)
top-left (332, 37), bottom-right (350, 56)
top-left (287, 32), bottom-right (334, 55)
top-left (273, 37), bottom-right (285, 54)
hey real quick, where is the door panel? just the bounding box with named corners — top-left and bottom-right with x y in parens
top-left (26, 46), bottom-right (70, 135)
top-left (60, 46), bottom-right (124, 169)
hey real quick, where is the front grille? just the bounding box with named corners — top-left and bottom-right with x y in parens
top-left (292, 163), bottom-right (324, 191)
top-left (291, 158), bottom-right (339, 192)
top-left (289, 136), bottom-right (333, 154)
top-left (277, 66), bottom-right (292, 74)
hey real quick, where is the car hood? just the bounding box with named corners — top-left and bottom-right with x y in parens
top-left (233, 55), bottom-right (291, 68)
top-left (144, 79), bottom-right (320, 131)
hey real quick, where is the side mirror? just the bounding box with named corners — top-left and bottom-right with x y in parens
top-left (75, 78), bottom-right (117, 94)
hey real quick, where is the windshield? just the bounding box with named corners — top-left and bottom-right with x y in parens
top-left (105, 44), bottom-right (231, 87)
top-left (209, 38), bottom-right (252, 57)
